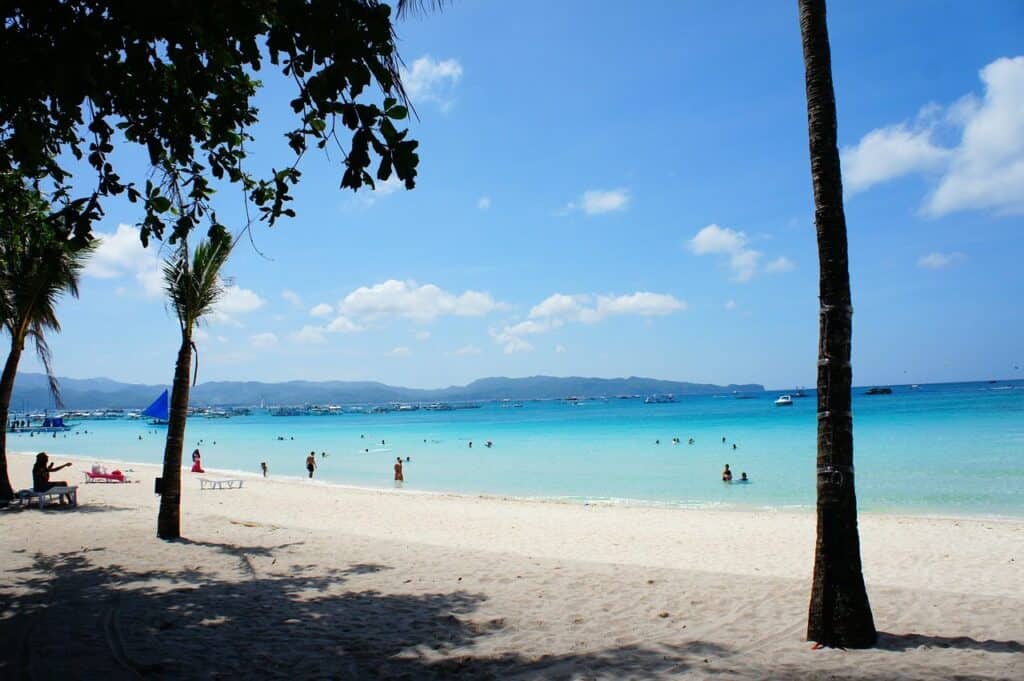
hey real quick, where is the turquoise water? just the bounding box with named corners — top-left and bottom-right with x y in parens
top-left (11, 381), bottom-right (1023, 517)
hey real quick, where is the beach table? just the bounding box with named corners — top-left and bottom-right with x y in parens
top-left (199, 478), bottom-right (244, 490)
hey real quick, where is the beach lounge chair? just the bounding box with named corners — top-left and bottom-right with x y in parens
top-left (15, 486), bottom-right (78, 509)
top-left (199, 478), bottom-right (244, 490)
top-left (83, 469), bottom-right (127, 483)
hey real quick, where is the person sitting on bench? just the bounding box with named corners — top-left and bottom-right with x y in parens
top-left (33, 452), bottom-right (73, 504)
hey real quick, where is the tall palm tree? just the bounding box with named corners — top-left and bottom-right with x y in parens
top-left (0, 197), bottom-right (94, 502)
top-left (157, 230), bottom-right (233, 539)
top-left (798, 0), bottom-right (877, 648)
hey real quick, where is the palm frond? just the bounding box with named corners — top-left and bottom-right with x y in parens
top-left (163, 234), bottom-right (234, 335)
top-left (396, 0), bottom-right (447, 19)
top-left (27, 325), bottom-right (63, 408)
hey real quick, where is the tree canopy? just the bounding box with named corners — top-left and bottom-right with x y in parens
top-left (0, 0), bottom-right (420, 247)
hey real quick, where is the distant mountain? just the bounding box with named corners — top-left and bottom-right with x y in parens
top-left (11, 372), bottom-right (764, 410)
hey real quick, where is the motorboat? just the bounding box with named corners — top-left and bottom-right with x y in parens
top-left (774, 395), bottom-right (793, 406)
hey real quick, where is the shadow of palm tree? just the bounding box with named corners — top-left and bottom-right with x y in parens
top-left (877, 631), bottom-right (1023, 653)
top-left (0, 546), bottom-right (736, 679)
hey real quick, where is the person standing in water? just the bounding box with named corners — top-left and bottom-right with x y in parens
top-left (394, 457), bottom-right (404, 485)
top-left (722, 464), bottom-right (733, 482)
top-left (260, 461), bottom-right (268, 478)
top-left (306, 451), bottom-right (316, 479)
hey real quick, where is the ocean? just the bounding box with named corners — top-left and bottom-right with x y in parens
top-left (11, 380), bottom-right (1023, 517)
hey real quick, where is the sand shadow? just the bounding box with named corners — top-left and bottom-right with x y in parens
top-left (0, 546), bottom-right (737, 679)
top-left (877, 631), bottom-right (1024, 653)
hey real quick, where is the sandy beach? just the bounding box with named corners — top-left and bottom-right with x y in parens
top-left (1, 451), bottom-right (1021, 680)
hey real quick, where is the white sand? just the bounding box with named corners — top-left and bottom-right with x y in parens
top-left (1, 451), bottom-right (1021, 679)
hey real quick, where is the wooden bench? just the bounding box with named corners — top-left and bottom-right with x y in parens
top-left (199, 478), bottom-right (244, 490)
top-left (16, 486), bottom-right (78, 509)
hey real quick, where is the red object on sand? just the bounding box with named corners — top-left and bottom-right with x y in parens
top-left (84, 470), bottom-right (126, 483)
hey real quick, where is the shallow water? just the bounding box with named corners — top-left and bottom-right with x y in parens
top-left (13, 380), bottom-right (1023, 517)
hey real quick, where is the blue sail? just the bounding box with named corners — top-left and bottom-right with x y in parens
top-left (143, 389), bottom-right (170, 421)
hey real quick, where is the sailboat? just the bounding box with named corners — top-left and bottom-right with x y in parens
top-left (143, 389), bottom-right (170, 426)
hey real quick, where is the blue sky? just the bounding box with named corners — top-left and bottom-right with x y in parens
top-left (20, 1), bottom-right (1024, 389)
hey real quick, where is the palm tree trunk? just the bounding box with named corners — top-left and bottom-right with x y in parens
top-left (799, 0), bottom-right (877, 648)
top-left (0, 338), bottom-right (24, 502)
top-left (157, 332), bottom-right (193, 539)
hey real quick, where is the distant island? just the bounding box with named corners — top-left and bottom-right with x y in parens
top-left (11, 373), bottom-right (765, 410)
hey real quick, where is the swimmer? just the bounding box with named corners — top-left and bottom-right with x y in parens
top-left (655, 439), bottom-right (660, 445)
top-left (732, 443), bottom-right (737, 450)
top-left (688, 438), bottom-right (695, 445)
top-left (740, 472), bottom-right (749, 482)
top-left (722, 464), bottom-right (733, 482)
top-left (406, 456), bottom-right (410, 462)
top-left (468, 441), bottom-right (473, 448)
top-left (722, 436), bottom-right (726, 444)
top-left (485, 440), bottom-right (493, 448)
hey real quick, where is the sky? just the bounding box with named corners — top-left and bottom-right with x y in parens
top-left (19, 1), bottom-right (1024, 390)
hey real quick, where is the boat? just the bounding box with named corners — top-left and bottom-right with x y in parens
top-left (774, 395), bottom-right (794, 406)
top-left (10, 415), bottom-right (73, 433)
top-left (792, 389), bottom-right (809, 398)
top-left (865, 387), bottom-right (893, 395)
top-left (142, 389), bottom-right (170, 425)
top-left (644, 394), bottom-right (675, 404)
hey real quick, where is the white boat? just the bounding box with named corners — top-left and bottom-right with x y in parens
top-left (774, 395), bottom-right (793, 406)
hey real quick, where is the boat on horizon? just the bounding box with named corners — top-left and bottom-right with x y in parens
top-left (774, 395), bottom-right (794, 407)
top-left (865, 387), bottom-right (893, 395)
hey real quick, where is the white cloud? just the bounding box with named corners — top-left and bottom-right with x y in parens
top-left (688, 224), bottom-right (761, 282)
top-left (310, 303), bottom-right (334, 318)
top-left (927, 57), bottom-right (1024, 216)
top-left (842, 123), bottom-right (950, 194)
top-left (477, 196), bottom-right (491, 210)
top-left (84, 224), bottom-right (164, 298)
top-left (415, 330), bottom-right (431, 341)
top-left (562, 188), bottom-right (630, 215)
top-left (595, 292), bottom-right (685, 317)
top-left (452, 344), bottom-right (481, 356)
top-left (209, 285), bottom-right (265, 325)
top-left (401, 55), bottom-right (463, 110)
top-left (689, 224), bottom-right (747, 255)
top-left (290, 325), bottom-right (327, 344)
top-left (340, 279), bottom-right (503, 323)
top-left (325, 316), bottom-right (363, 333)
top-left (250, 332), bottom-right (278, 349)
top-left (193, 327), bottom-right (210, 342)
top-left (918, 252), bottom-right (965, 269)
top-left (494, 290), bottom-right (685, 353)
top-left (764, 256), bottom-right (796, 273)
top-left (581, 188), bottom-right (630, 214)
top-left (388, 346), bottom-right (412, 357)
top-left (499, 336), bottom-right (533, 355)
top-left (842, 56), bottom-right (1024, 217)
top-left (528, 292), bottom-right (684, 324)
top-left (282, 290), bottom-right (302, 308)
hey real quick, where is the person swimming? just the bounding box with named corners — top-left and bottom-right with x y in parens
top-left (722, 464), bottom-right (733, 482)
top-left (740, 472), bottom-right (749, 482)
top-left (732, 443), bottom-right (737, 450)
